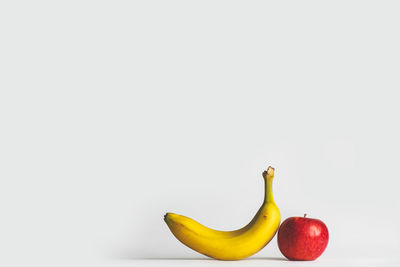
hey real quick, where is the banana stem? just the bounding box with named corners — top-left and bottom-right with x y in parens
top-left (263, 166), bottom-right (275, 203)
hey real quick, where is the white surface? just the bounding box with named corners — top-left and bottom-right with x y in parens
top-left (115, 257), bottom-right (400, 267)
top-left (1, 1), bottom-right (400, 266)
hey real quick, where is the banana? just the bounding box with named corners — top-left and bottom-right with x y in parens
top-left (164, 166), bottom-right (280, 260)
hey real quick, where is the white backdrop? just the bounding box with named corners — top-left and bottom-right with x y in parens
top-left (1, 1), bottom-right (400, 266)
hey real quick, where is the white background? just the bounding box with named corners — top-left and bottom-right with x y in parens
top-left (1, 1), bottom-right (400, 266)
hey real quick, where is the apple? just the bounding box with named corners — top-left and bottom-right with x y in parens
top-left (277, 214), bottom-right (329, 261)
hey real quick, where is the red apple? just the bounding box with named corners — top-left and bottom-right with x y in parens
top-left (277, 214), bottom-right (329, 261)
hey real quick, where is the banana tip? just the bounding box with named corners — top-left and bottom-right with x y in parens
top-left (263, 166), bottom-right (275, 178)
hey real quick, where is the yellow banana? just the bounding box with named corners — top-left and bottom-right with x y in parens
top-left (164, 166), bottom-right (280, 260)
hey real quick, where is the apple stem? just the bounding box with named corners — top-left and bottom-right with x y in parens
top-left (304, 214), bottom-right (307, 218)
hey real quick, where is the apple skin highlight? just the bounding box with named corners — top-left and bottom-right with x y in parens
top-left (277, 215), bottom-right (329, 261)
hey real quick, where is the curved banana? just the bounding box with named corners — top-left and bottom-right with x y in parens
top-left (164, 166), bottom-right (280, 260)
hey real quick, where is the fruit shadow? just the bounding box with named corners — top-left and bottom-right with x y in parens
top-left (132, 256), bottom-right (287, 261)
